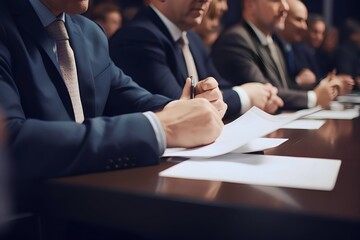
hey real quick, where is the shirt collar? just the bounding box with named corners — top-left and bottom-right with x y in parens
top-left (29, 0), bottom-right (65, 27)
top-left (150, 4), bottom-right (183, 42)
top-left (247, 21), bottom-right (273, 47)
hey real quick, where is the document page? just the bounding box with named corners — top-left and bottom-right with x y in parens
top-left (160, 154), bottom-right (341, 191)
top-left (164, 138), bottom-right (288, 156)
top-left (281, 119), bottom-right (325, 129)
top-left (163, 106), bottom-right (321, 158)
top-left (303, 108), bottom-right (359, 120)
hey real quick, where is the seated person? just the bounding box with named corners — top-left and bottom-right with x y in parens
top-left (275, 0), bottom-right (317, 90)
top-left (89, 1), bottom-right (122, 38)
top-left (110, 0), bottom-right (283, 120)
top-left (194, 0), bottom-right (228, 51)
top-left (316, 27), bottom-right (339, 78)
top-left (292, 14), bottom-right (326, 81)
top-left (212, 0), bottom-right (350, 110)
top-left (0, 0), bottom-right (227, 182)
top-left (335, 19), bottom-right (360, 90)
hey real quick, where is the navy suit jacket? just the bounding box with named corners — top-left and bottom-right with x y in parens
top-left (0, 0), bottom-right (171, 179)
top-left (212, 22), bottom-right (308, 110)
top-left (274, 35), bottom-right (318, 90)
top-left (335, 41), bottom-right (360, 78)
top-left (109, 7), bottom-right (241, 120)
top-left (292, 42), bottom-right (322, 81)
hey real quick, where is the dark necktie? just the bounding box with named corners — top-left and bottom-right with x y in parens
top-left (46, 20), bottom-right (84, 123)
top-left (285, 45), bottom-right (297, 77)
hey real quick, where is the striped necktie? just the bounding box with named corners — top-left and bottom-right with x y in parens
top-left (268, 40), bottom-right (289, 89)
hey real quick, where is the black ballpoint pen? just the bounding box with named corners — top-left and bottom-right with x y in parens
top-left (190, 76), bottom-right (195, 99)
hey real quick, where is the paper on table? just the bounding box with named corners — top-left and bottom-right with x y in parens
top-left (164, 138), bottom-right (288, 156)
top-left (281, 119), bottom-right (325, 129)
top-left (337, 94), bottom-right (360, 104)
top-left (221, 138), bottom-right (287, 153)
top-left (159, 153), bottom-right (341, 191)
top-left (303, 108), bottom-right (359, 120)
top-left (163, 106), bottom-right (321, 158)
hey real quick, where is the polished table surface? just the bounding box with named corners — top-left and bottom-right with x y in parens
top-left (42, 116), bottom-right (360, 239)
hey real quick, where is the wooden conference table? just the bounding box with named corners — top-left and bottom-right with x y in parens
top-left (42, 113), bottom-right (360, 239)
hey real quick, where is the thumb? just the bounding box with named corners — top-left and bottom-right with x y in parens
top-left (180, 77), bottom-right (192, 100)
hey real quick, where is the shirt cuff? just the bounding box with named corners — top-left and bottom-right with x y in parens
top-left (233, 86), bottom-right (251, 114)
top-left (307, 91), bottom-right (317, 108)
top-left (143, 111), bottom-right (166, 155)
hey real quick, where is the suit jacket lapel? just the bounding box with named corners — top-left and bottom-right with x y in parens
top-left (146, 7), bottom-right (189, 84)
top-left (14, 1), bottom-right (60, 75)
top-left (244, 23), bottom-right (284, 87)
top-left (12, 0), bottom-right (75, 117)
top-left (66, 15), bottom-right (96, 118)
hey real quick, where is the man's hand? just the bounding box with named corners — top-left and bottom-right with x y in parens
top-left (263, 84), bottom-right (284, 114)
top-left (336, 74), bottom-right (355, 96)
top-left (295, 68), bottom-right (316, 87)
top-left (313, 77), bottom-right (340, 108)
top-left (181, 77), bottom-right (227, 118)
top-left (156, 99), bottom-right (224, 148)
top-left (241, 82), bottom-right (283, 113)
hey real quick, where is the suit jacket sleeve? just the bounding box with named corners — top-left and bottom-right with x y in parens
top-left (0, 9), bottom-right (170, 179)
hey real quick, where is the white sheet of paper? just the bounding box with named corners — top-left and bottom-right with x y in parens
top-left (337, 94), bottom-right (360, 104)
top-left (303, 108), bottom-right (359, 120)
top-left (165, 138), bottom-right (288, 156)
top-left (163, 106), bottom-right (321, 158)
top-left (230, 138), bottom-right (287, 153)
top-left (159, 154), bottom-right (341, 191)
top-left (281, 119), bottom-right (325, 129)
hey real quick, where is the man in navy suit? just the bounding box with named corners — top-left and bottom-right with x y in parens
top-left (0, 0), bottom-right (227, 180)
top-left (275, 0), bottom-right (318, 90)
top-left (109, 0), bottom-right (284, 120)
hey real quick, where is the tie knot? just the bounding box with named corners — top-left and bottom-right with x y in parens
top-left (46, 20), bottom-right (69, 41)
top-left (177, 32), bottom-right (189, 47)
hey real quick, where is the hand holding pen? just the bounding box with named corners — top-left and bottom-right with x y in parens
top-left (190, 76), bottom-right (196, 99)
top-left (180, 76), bottom-right (228, 118)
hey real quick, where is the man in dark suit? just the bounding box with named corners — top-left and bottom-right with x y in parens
top-left (212, 0), bottom-right (342, 110)
top-left (109, 0), bottom-right (284, 120)
top-left (275, 0), bottom-right (317, 90)
top-left (335, 19), bottom-right (360, 89)
top-left (277, 1), bottom-right (354, 93)
top-left (0, 0), bottom-right (227, 180)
